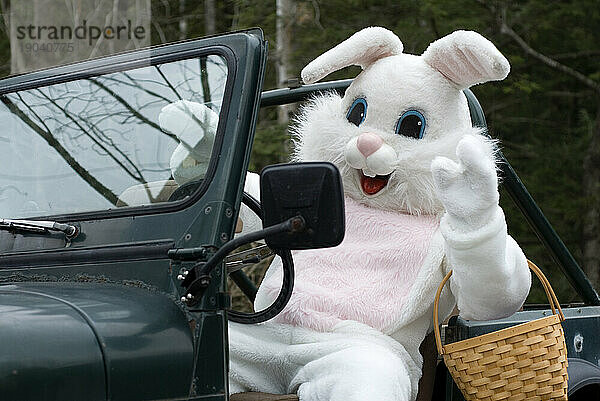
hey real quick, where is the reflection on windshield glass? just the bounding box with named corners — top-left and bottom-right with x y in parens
top-left (0, 55), bottom-right (227, 217)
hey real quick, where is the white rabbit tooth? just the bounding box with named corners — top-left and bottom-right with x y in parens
top-left (362, 169), bottom-right (377, 178)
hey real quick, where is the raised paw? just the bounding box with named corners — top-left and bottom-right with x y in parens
top-left (431, 135), bottom-right (499, 225)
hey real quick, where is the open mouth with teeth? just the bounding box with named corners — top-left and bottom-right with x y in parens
top-left (358, 170), bottom-right (391, 195)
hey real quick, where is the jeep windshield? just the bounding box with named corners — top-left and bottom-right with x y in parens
top-left (0, 54), bottom-right (228, 218)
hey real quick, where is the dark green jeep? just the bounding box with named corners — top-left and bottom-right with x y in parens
top-left (0, 29), bottom-right (598, 401)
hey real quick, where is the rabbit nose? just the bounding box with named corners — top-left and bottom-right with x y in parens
top-left (356, 132), bottom-right (383, 157)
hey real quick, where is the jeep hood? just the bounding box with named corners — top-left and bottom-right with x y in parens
top-left (0, 282), bottom-right (194, 401)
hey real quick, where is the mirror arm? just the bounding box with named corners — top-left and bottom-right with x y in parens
top-left (181, 216), bottom-right (305, 304)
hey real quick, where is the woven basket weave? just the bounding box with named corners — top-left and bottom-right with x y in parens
top-left (433, 260), bottom-right (568, 401)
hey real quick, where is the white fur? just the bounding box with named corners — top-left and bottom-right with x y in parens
top-left (230, 320), bottom-right (418, 401)
top-left (237, 172), bottom-right (263, 237)
top-left (231, 27), bottom-right (531, 401)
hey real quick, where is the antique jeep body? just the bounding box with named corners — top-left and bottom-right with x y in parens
top-left (0, 29), bottom-right (599, 401)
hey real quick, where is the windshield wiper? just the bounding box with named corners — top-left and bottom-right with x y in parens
top-left (0, 218), bottom-right (79, 239)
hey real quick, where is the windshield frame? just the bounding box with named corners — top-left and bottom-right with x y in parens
top-left (0, 40), bottom-right (236, 221)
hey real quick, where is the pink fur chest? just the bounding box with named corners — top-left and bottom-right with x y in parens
top-left (262, 197), bottom-right (440, 332)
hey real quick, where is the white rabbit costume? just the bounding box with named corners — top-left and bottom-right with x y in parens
top-left (229, 28), bottom-right (531, 401)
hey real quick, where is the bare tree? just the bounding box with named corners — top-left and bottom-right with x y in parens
top-left (276, 0), bottom-right (295, 124)
top-left (204, 0), bottom-right (216, 36)
top-left (0, 1), bottom-right (9, 35)
top-left (179, 0), bottom-right (187, 40)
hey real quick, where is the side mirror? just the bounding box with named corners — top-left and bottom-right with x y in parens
top-left (176, 162), bottom-right (345, 305)
top-left (261, 162), bottom-right (345, 250)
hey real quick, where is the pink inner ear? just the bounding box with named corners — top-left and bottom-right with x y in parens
top-left (432, 56), bottom-right (483, 87)
top-left (356, 44), bottom-right (400, 68)
top-left (422, 31), bottom-right (510, 89)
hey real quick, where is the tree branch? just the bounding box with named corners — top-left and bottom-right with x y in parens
top-left (546, 90), bottom-right (594, 98)
top-left (550, 50), bottom-right (600, 60)
top-left (310, 0), bottom-right (324, 30)
top-left (88, 77), bottom-right (178, 141)
top-left (1, 96), bottom-right (120, 205)
top-left (499, 22), bottom-right (600, 94)
top-left (0, 0), bottom-right (9, 36)
top-left (36, 89), bottom-right (146, 183)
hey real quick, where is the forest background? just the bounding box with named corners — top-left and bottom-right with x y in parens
top-left (0, 0), bottom-right (599, 304)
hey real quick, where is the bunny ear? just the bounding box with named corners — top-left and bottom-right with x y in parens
top-left (301, 27), bottom-right (403, 84)
top-left (422, 30), bottom-right (510, 89)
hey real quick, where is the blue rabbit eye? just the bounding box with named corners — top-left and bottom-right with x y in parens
top-left (347, 98), bottom-right (367, 126)
top-left (395, 110), bottom-right (425, 139)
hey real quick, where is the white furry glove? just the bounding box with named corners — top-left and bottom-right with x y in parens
top-left (431, 134), bottom-right (530, 320)
top-left (431, 134), bottom-right (498, 232)
top-left (159, 100), bottom-right (219, 185)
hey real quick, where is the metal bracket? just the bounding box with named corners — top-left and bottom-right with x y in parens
top-left (168, 245), bottom-right (215, 261)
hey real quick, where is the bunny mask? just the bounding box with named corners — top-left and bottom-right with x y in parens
top-left (294, 27), bottom-right (509, 215)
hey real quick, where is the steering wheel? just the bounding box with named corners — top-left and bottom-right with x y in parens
top-left (227, 192), bottom-right (295, 324)
top-left (168, 179), bottom-right (204, 202)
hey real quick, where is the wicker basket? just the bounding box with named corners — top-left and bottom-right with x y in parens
top-left (433, 260), bottom-right (568, 401)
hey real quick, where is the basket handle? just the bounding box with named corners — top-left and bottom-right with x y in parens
top-left (433, 259), bottom-right (565, 355)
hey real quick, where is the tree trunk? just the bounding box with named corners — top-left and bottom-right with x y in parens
top-left (204, 0), bottom-right (216, 36)
top-left (583, 103), bottom-right (600, 290)
top-left (276, 0), bottom-right (294, 124)
top-left (0, 1), bottom-right (10, 35)
top-left (179, 0), bottom-right (187, 40)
